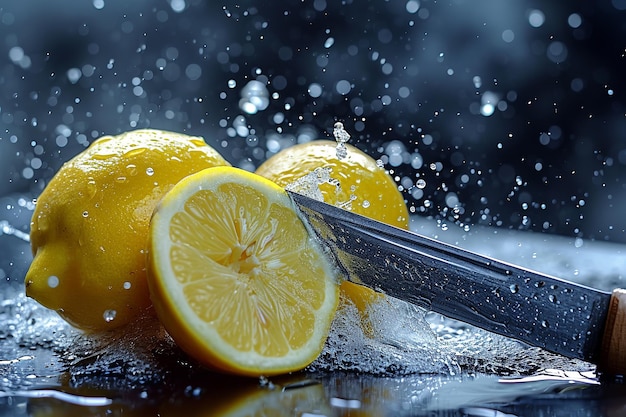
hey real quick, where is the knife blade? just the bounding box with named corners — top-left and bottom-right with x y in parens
top-left (287, 191), bottom-right (626, 376)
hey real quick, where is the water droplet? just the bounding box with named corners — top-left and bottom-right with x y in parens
top-left (47, 275), bottom-right (59, 288)
top-left (82, 211), bottom-right (89, 218)
top-left (145, 167), bottom-right (154, 176)
top-left (333, 122), bottom-right (351, 160)
top-left (509, 284), bottom-right (519, 294)
top-left (239, 80), bottom-right (270, 114)
top-left (86, 178), bottom-right (98, 199)
top-left (333, 122), bottom-right (350, 144)
top-left (541, 320), bottom-right (549, 328)
top-left (123, 147), bottom-right (147, 158)
top-left (123, 281), bottom-right (131, 290)
top-left (126, 164), bottom-right (138, 176)
top-left (361, 200), bottom-right (370, 208)
top-left (103, 309), bottom-right (117, 322)
top-left (92, 151), bottom-right (116, 160)
top-left (549, 294), bottom-right (557, 303)
top-left (36, 213), bottom-right (50, 232)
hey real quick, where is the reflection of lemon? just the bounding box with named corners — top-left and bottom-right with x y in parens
top-left (213, 381), bottom-right (331, 417)
top-left (25, 129), bottom-right (230, 331)
top-left (255, 140), bottom-right (409, 326)
top-left (147, 166), bottom-right (339, 376)
top-left (158, 376), bottom-right (332, 417)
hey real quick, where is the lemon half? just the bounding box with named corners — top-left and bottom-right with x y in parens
top-left (147, 166), bottom-right (339, 376)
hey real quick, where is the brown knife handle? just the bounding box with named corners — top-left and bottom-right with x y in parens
top-left (598, 288), bottom-right (626, 377)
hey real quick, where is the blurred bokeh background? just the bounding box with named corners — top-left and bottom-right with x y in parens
top-left (1, 0), bottom-right (625, 244)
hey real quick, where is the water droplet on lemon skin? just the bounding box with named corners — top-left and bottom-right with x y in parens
top-left (47, 275), bottom-right (59, 288)
top-left (103, 309), bottom-right (117, 323)
top-left (189, 138), bottom-right (208, 147)
top-left (92, 152), bottom-right (116, 161)
top-left (126, 164), bottom-right (138, 176)
top-left (122, 147), bottom-right (147, 158)
top-left (35, 212), bottom-right (50, 232)
top-left (84, 178), bottom-right (98, 200)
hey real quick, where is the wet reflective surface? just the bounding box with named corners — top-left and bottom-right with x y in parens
top-left (2, 0), bottom-right (626, 415)
top-left (3, 190), bottom-right (626, 416)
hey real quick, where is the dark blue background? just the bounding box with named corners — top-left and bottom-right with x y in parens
top-left (1, 0), bottom-right (625, 242)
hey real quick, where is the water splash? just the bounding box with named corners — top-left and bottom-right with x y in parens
top-left (333, 121), bottom-right (350, 160)
top-left (310, 292), bottom-right (592, 377)
top-left (285, 166), bottom-right (338, 202)
top-left (0, 220), bottom-right (30, 243)
top-left (310, 296), bottom-right (455, 375)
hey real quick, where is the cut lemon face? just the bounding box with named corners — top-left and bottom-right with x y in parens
top-left (147, 166), bottom-right (339, 376)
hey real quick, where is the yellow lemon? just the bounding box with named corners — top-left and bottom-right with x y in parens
top-left (256, 140), bottom-right (408, 228)
top-left (255, 140), bottom-right (409, 327)
top-left (147, 166), bottom-right (339, 376)
top-left (25, 129), bottom-right (230, 331)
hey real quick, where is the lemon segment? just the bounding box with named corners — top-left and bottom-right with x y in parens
top-left (147, 166), bottom-right (339, 376)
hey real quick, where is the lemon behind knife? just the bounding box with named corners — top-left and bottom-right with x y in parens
top-left (256, 140), bottom-right (410, 324)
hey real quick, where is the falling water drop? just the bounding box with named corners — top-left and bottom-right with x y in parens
top-left (333, 122), bottom-right (351, 160)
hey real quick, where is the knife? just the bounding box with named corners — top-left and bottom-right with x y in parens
top-left (287, 191), bottom-right (626, 377)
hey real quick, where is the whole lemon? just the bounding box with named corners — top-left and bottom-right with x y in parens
top-left (25, 129), bottom-right (230, 331)
top-left (256, 140), bottom-right (409, 322)
top-left (256, 140), bottom-right (409, 228)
